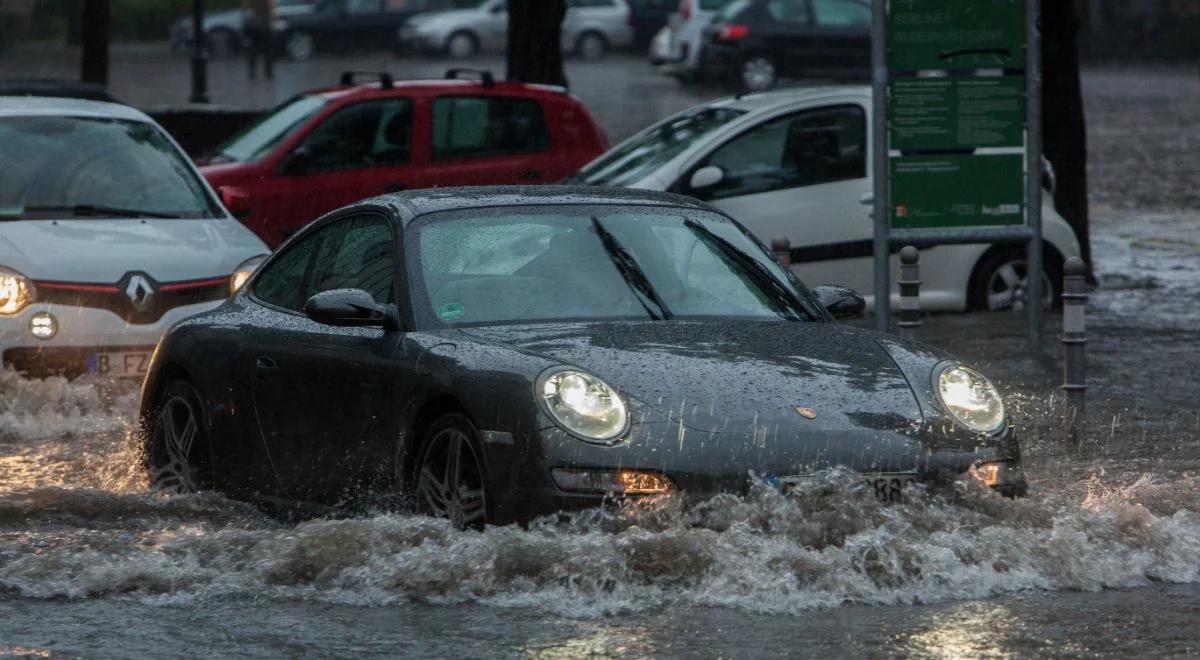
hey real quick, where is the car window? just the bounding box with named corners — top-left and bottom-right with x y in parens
top-left (252, 231), bottom-right (321, 311)
top-left (569, 0), bottom-right (616, 7)
top-left (572, 107), bottom-right (745, 186)
top-left (0, 116), bottom-right (220, 219)
top-left (252, 214), bottom-right (395, 310)
top-left (431, 96), bottom-right (549, 160)
top-left (767, 0), bottom-right (810, 24)
top-left (292, 98), bottom-right (413, 174)
top-left (215, 94), bottom-right (327, 163)
top-left (346, 0), bottom-right (383, 13)
top-left (694, 104), bottom-right (866, 200)
top-left (812, 0), bottom-right (869, 27)
top-left (701, 0), bottom-right (734, 11)
top-left (411, 207), bottom-right (817, 325)
top-left (308, 214), bottom-right (397, 304)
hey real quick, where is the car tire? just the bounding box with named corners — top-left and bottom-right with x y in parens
top-left (145, 380), bottom-right (211, 493)
top-left (445, 31), bottom-right (479, 59)
top-left (969, 247), bottom-right (1063, 312)
top-left (414, 413), bottom-right (489, 529)
top-left (740, 55), bottom-right (777, 92)
top-left (206, 27), bottom-right (239, 59)
top-left (576, 31), bottom-right (607, 61)
top-left (285, 29), bottom-right (316, 61)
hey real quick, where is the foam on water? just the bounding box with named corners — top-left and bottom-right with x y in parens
top-left (2, 371), bottom-right (1199, 618)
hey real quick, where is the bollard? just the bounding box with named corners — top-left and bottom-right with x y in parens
top-left (771, 238), bottom-right (792, 267)
top-left (897, 246), bottom-right (921, 339)
top-left (1061, 257), bottom-right (1088, 448)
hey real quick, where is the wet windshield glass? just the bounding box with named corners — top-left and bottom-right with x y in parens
top-left (214, 94), bottom-right (327, 163)
top-left (0, 116), bottom-right (220, 219)
top-left (411, 206), bottom-right (818, 325)
top-left (571, 108), bottom-right (745, 186)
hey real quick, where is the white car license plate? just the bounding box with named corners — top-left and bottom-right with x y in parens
top-left (87, 351), bottom-right (152, 378)
top-left (779, 473), bottom-right (918, 503)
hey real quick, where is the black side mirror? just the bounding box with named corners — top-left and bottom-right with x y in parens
top-left (812, 285), bottom-right (865, 320)
top-left (303, 289), bottom-right (399, 329)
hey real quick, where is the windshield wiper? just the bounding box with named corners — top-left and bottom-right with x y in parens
top-left (591, 216), bottom-right (673, 321)
top-left (682, 219), bottom-right (814, 321)
top-left (18, 205), bottom-right (179, 219)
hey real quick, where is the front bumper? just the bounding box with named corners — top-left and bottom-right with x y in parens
top-left (483, 420), bottom-right (1025, 524)
top-left (1, 300), bottom-right (223, 378)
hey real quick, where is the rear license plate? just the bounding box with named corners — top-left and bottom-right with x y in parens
top-left (86, 351), bottom-right (152, 379)
top-left (779, 474), bottom-right (918, 503)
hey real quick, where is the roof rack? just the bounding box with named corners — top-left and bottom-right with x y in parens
top-left (444, 68), bottom-right (495, 87)
top-left (339, 71), bottom-right (394, 89)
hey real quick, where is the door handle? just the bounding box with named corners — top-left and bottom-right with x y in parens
top-left (256, 356), bottom-right (278, 370)
top-left (518, 169), bottom-right (542, 182)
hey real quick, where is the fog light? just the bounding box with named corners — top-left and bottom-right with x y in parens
top-left (551, 468), bottom-right (674, 495)
top-left (970, 461), bottom-right (1022, 488)
top-left (29, 312), bottom-right (57, 340)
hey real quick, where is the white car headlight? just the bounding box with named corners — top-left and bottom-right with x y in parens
top-left (537, 367), bottom-right (629, 443)
top-left (936, 365), bottom-right (1006, 434)
top-left (230, 255), bottom-right (267, 294)
top-left (0, 267), bottom-right (33, 315)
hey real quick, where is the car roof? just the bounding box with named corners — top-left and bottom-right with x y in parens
top-left (709, 84), bottom-right (870, 114)
top-left (376, 186), bottom-right (723, 223)
top-left (0, 95), bottom-right (150, 122)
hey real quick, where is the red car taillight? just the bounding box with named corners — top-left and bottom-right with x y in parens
top-left (680, 0), bottom-right (692, 21)
top-left (717, 24), bottom-right (749, 41)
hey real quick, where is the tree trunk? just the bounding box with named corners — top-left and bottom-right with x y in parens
top-left (1042, 0), bottom-right (1095, 282)
top-left (507, 0), bottom-right (568, 87)
top-left (80, 0), bottom-right (110, 86)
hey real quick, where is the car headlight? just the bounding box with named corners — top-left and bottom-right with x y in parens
top-left (537, 367), bottom-right (629, 443)
top-left (230, 255), bottom-right (267, 294)
top-left (935, 365), bottom-right (1006, 434)
top-left (0, 267), bottom-right (33, 315)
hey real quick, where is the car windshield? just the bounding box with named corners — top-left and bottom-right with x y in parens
top-left (410, 205), bottom-right (820, 326)
top-left (0, 115), bottom-right (220, 220)
top-left (716, 0), bottom-right (749, 19)
top-left (212, 94), bottom-right (327, 163)
top-left (570, 108), bottom-right (745, 186)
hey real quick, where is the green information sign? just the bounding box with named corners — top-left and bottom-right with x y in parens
top-left (888, 0), bottom-right (1025, 72)
top-left (891, 154), bottom-right (1024, 229)
top-left (890, 76), bottom-right (1024, 150)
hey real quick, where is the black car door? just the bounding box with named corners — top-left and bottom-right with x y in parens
top-left (758, 0), bottom-right (822, 78)
top-left (242, 213), bottom-right (403, 504)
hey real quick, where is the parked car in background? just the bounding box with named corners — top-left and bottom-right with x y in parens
top-left (401, 0), bottom-right (634, 60)
top-left (569, 87), bottom-right (1081, 312)
top-left (199, 70), bottom-right (608, 247)
top-left (702, 0), bottom-right (870, 90)
top-left (650, 0), bottom-right (734, 82)
top-left (280, 0), bottom-right (457, 61)
top-left (0, 98), bottom-right (268, 380)
top-left (140, 186), bottom-right (1026, 522)
top-left (170, 1), bottom-right (317, 58)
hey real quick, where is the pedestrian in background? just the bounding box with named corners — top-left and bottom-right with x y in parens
top-left (242, 0), bottom-right (275, 80)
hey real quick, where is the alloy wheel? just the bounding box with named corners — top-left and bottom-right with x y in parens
top-left (447, 33), bottom-right (477, 59)
top-left (985, 259), bottom-right (1055, 311)
top-left (578, 33), bottom-right (606, 61)
top-left (286, 31), bottom-right (315, 61)
top-left (417, 427), bottom-right (486, 529)
top-left (151, 395), bottom-right (201, 493)
top-left (741, 56), bottom-right (777, 91)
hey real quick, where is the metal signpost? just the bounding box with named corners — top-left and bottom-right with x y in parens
top-left (871, 0), bottom-right (1043, 344)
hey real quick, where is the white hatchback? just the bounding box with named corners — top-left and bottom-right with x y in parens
top-left (0, 98), bottom-right (269, 379)
top-left (571, 86), bottom-right (1081, 311)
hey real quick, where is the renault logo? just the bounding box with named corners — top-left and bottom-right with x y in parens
top-left (123, 273), bottom-right (155, 309)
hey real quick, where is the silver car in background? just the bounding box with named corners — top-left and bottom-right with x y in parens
top-left (402, 0), bottom-right (634, 60)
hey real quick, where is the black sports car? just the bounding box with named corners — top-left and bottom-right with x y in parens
top-left (140, 187), bottom-right (1025, 527)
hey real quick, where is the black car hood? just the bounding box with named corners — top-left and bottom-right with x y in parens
top-left (457, 321), bottom-right (923, 434)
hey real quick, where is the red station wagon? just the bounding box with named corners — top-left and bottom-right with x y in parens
top-left (200, 70), bottom-right (608, 247)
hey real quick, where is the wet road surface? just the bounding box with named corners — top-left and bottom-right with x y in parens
top-left (2, 48), bottom-right (1199, 657)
